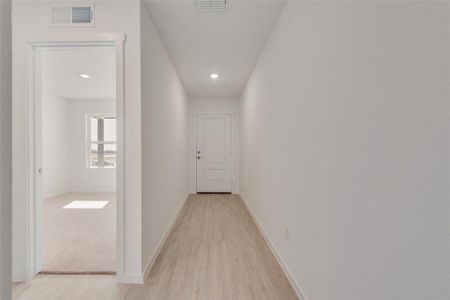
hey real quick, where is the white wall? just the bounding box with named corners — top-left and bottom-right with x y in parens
top-left (12, 0), bottom-right (142, 282)
top-left (188, 98), bottom-right (239, 194)
top-left (0, 0), bottom-right (12, 298)
top-left (67, 98), bottom-right (116, 193)
top-left (240, 2), bottom-right (449, 300)
top-left (42, 93), bottom-right (70, 198)
top-left (42, 97), bottom-right (116, 198)
top-left (140, 3), bottom-right (190, 274)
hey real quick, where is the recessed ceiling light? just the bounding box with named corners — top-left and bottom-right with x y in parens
top-left (210, 73), bottom-right (219, 79)
top-left (80, 73), bottom-right (91, 79)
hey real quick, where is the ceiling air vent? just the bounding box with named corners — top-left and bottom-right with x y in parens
top-left (51, 5), bottom-right (94, 27)
top-left (72, 7), bottom-right (93, 24)
top-left (197, 0), bottom-right (227, 12)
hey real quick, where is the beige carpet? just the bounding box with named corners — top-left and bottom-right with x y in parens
top-left (42, 192), bottom-right (116, 273)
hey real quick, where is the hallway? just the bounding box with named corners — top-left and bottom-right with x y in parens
top-left (127, 194), bottom-right (297, 300)
top-left (4, 1), bottom-right (448, 300)
top-left (13, 194), bottom-right (298, 300)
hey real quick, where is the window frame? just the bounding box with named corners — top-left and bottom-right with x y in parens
top-left (86, 113), bottom-right (117, 169)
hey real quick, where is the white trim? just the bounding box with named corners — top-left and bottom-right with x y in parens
top-left (239, 195), bottom-right (309, 300)
top-left (28, 33), bottom-right (125, 47)
top-left (193, 112), bottom-right (235, 194)
top-left (142, 192), bottom-right (191, 282)
top-left (25, 34), bottom-right (126, 282)
top-left (114, 36), bottom-right (126, 282)
top-left (116, 273), bottom-right (144, 284)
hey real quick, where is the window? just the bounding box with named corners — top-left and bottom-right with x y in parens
top-left (87, 114), bottom-right (116, 168)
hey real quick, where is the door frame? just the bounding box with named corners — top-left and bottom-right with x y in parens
top-left (25, 33), bottom-right (125, 280)
top-left (194, 112), bottom-right (234, 193)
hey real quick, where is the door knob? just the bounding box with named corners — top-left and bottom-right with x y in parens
top-left (197, 156), bottom-right (201, 159)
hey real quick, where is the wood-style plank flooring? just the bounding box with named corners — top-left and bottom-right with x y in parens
top-left (13, 194), bottom-right (298, 300)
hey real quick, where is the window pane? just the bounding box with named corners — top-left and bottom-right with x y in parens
top-left (90, 143), bottom-right (99, 167)
top-left (90, 117), bottom-right (98, 142)
top-left (89, 143), bottom-right (116, 168)
top-left (103, 144), bottom-right (117, 167)
top-left (103, 118), bottom-right (116, 142)
top-left (88, 115), bottom-right (116, 168)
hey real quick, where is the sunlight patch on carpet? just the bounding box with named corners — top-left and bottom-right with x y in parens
top-left (63, 200), bottom-right (109, 209)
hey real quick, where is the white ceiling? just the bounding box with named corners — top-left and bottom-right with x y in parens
top-left (40, 47), bottom-right (116, 100)
top-left (145, 0), bottom-right (286, 99)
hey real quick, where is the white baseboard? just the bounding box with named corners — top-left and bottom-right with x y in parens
top-left (117, 273), bottom-right (144, 284)
top-left (239, 195), bottom-right (309, 300)
top-left (142, 192), bottom-right (191, 282)
top-left (12, 273), bottom-right (27, 283)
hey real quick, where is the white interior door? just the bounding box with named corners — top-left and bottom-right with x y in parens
top-left (196, 114), bottom-right (232, 193)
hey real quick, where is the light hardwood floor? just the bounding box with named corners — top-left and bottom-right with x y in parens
top-left (13, 194), bottom-right (298, 300)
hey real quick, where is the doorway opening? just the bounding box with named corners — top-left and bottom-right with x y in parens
top-left (33, 45), bottom-right (119, 274)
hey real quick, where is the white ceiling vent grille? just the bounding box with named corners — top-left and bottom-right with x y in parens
top-left (72, 7), bottom-right (93, 24)
top-left (51, 5), bottom-right (94, 27)
top-left (197, 0), bottom-right (227, 12)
